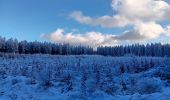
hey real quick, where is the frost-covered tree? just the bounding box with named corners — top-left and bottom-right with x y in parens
top-left (61, 74), bottom-right (73, 92)
top-left (93, 63), bottom-right (101, 89)
top-left (1, 36), bottom-right (170, 57)
top-left (5, 38), bottom-right (18, 53)
top-left (18, 40), bottom-right (27, 54)
top-left (0, 36), bottom-right (6, 52)
top-left (80, 68), bottom-right (87, 100)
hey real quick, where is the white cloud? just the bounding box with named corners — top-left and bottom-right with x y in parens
top-left (113, 0), bottom-right (170, 21)
top-left (113, 22), bottom-right (165, 40)
top-left (42, 0), bottom-right (170, 47)
top-left (70, 11), bottom-right (130, 27)
top-left (165, 25), bottom-right (170, 36)
top-left (41, 28), bottom-right (117, 48)
top-left (69, 0), bottom-right (170, 42)
top-left (71, 0), bottom-right (170, 27)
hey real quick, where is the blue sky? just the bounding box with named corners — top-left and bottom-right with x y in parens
top-left (0, 0), bottom-right (170, 47)
top-left (0, 0), bottom-right (115, 41)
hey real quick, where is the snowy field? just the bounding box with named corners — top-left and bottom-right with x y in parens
top-left (0, 54), bottom-right (170, 100)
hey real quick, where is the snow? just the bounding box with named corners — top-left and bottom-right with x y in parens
top-left (0, 55), bottom-right (170, 100)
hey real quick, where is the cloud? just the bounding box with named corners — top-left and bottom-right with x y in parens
top-left (113, 21), bottom-right (165, 40)
top-left (42, 0), bottom-right (170, 47)
top-left (70, 11), bottom-right (130, 27)
top-left (41, 28), bottom-right (117, 48)
top-left (69, 0), bottom-right (170, 42)
top-left (71, 0), bottom-right (170, 27)
top-left (112, 0), bottom-right (170, 21)
top-left (165, 25), bottom-right (170, 36)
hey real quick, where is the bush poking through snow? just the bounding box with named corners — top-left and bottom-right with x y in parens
top-left (9, 94), bottom-right (17, 100)
top-left (37, 65), bottom-right (53, 89)
top-left (11, 79), bottom-right (19, 85)
top-left (136, 78), bottom-right (163, 94)
top-left (80, 69), bottom-right (87, 100)
top-left (59, 74), bottom-right (73, 93)
top-left (0, 67), bottom-right (6, 79)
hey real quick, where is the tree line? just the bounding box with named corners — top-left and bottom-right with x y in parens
top-left (97, 43), bottom-right (170, 57)
top-left (0, 36), bottom-right (170, 57)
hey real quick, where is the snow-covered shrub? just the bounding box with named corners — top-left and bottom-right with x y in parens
top-left (136, 78), bottom-right (163, 94)
top-left (0, 67), bottom-right (6, 79)
top-left (100, 68), bottom-right (117, 95)
top-left (64, 74), bottom-right (73, 92)
top-left (37, 66), bottom-right (53, 89)
top-left (9, 94), bottom-right (17, 100)
top-left (54, 63), bottom-right (63, 81)
top-left (20, 67), bottom-right (28, 76)
top-left (102, 83), bottom-right (117, 96)
top-left (26, 78), bottom-right (36, 85)
top-left (94, 68), bottom-right (101, 89)
top-left (11, 78), bottom-right (19, 85)
top-left (80, 69), bottom-right (87, 99)
top-left (155, 66), bottom-right (170, 80)
top-left (59, 73), bottom-right (73, 93)
top-left (86, 78), bottom-right (96, 95)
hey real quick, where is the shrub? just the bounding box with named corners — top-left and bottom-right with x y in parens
top-left (11, 79), bottom-right (19, 85)
top-left (136, 77), bottom-right (163, 94)
top-left (37, 66), bottom-right (53, 89)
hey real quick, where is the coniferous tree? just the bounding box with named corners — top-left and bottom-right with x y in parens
top-left (1, 36), bottom-right (170, 57)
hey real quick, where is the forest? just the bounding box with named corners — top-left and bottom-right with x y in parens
top-left (0, 36), bottom-right (170, 57)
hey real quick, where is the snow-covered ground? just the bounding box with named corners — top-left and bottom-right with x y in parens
top-left (0, 54), bottom-right (170, 100)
